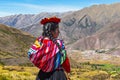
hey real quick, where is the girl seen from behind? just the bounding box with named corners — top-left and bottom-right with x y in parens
top-left (28, 17), bottom-right (70, 80)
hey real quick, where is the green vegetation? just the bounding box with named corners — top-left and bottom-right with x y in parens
top-left (0, 66), bottom-right (38, 80)
top-left (69, 62), bottom-right (120, 80)
top-left (0, 29), bottom-right (11, 35)
top-left (0, 63), bottom-right (120, 80)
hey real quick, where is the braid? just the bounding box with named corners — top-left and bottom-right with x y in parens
top-left (42, 22), bottom-right (62, 51)
top-left (49, 33), bottom-right (62, 51)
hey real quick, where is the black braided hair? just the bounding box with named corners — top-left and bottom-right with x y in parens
top-left (42, 22), bottom-right (62, 51)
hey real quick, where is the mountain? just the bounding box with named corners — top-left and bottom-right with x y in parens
top-left (0, 3), bottom-right (120, 50)
top-left (67, 21), bottom-right (120, 50)
top-left (60, 3), bottom-right (120, 41)
top-left (0, 24), bottom-right (36, 65)
top-left (0, 13), bottom-right (62, 29)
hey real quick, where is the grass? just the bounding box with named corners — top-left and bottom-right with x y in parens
top-left (0, 63), bottom-right (120, 80)
top-left (0, 29), bottom-right (11, 35)
top-left (0, 65), bottom-right (38, 80)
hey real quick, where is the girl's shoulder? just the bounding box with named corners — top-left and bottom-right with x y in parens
top-left (37, 36), bottom-right (50, 42)
top-left (37, 36), bottom-right (53, 46)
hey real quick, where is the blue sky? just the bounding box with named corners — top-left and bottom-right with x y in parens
top-left (0, 0), bottom-right (120, 17)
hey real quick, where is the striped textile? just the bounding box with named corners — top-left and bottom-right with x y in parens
top-left (27, 36), bottom-right (67, 72)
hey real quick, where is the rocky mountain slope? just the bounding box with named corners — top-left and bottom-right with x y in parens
top-left (59, 3), bottom-right (120, 43)
top-left (0, 13), bottom-right (62, 29)
top-left (67, 22), bottom-right (120, 50)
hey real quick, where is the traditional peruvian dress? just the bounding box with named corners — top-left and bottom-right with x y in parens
top-left (28, 36), bottom-right (70, 80)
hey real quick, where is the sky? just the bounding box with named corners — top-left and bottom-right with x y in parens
top-left (0, 0), bottom-right (120, 17)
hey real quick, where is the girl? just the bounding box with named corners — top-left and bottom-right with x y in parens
top-left (28, 17), bottom-right (70, 80)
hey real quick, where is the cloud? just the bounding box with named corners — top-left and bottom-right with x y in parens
top-left (0, 12), bottom-right (15, 17)
top-left (0, 3), bottom-right (81, 17)
top-left (12, 3), bottom-right (81, 12)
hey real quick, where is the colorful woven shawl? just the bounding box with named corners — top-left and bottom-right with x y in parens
top-left (27, 36), bottom-right (70, 73)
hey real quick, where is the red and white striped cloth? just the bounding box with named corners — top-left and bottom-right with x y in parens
top-left (28, 36), bottom-right (70, 73)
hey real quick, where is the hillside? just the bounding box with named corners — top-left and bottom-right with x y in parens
top-left (67, 21), bottom-right (120, 50)
top-left (0, 24), bottom-right (36, 65)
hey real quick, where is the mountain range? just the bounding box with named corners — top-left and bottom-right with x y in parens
top-left (0, 3), bottom-right (120, 51)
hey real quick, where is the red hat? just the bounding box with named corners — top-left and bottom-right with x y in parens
top-left (40, 17), bottom-right (61, 25)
